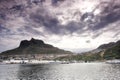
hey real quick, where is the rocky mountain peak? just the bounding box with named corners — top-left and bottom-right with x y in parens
top-left (19, 38), bottom-right (45, 48)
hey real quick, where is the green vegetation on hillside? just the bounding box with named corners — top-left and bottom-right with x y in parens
top-left (55, 52), bottom-right (103, 61)
top-left (56, 40), bottom-right (120, 61)
top-left (103, 41), bottom-right (120, 59)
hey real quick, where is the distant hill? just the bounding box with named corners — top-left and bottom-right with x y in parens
top-left (56, 40), bottom-right (120, 61)
top-left (0, 38), bottom-right (72, 56)
top-left (102, 40), bottom-right (120, 59)
top-left (84, 40), bottom-right (120, 60)
top-left (97, 42), bottom-right (116, 49)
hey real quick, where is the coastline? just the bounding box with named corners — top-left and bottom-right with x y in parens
top-left (1, 59), bottom-right (120, 64)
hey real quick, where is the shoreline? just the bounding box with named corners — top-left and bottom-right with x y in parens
top-left (1, 59), bottom-right (120, 64)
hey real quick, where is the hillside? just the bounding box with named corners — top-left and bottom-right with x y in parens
top-left (0, 38), bottom-right (72, 56)
top-left (103, 40), bottom-right (120, 59)
top-left (56, 40), bottom-right (120, 61)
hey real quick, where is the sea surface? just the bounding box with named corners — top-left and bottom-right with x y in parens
top-left (0, 63), bottom-right (120, 80)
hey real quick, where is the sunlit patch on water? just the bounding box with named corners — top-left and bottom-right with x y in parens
top-left (0, 63), bottom-right (120, 80)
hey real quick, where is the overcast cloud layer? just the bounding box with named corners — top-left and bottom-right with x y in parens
top-left (0, 0), bottom-right (120, 53)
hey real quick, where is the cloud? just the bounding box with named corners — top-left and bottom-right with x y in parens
top-left (51, 0), bottom-right (65, 6)
top-left (93, 0), bottom-right (120, 29)
top-left (29, 10), bottom-right (62, 34)
top-left (0, 0), bottom-right (120, 52)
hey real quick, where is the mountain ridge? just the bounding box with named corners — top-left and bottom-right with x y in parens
top-left (56, 40), bottom-right (120, 61)
top-left (0, 38), bottom-right (72, 56)
top-left (84, 40), bottom-right (120, 60)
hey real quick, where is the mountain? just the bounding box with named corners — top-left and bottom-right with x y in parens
top-left (84, 40), bottom-right (120, 60)
top-left (86, 40), bottom-right (120, 60)
top-left (102, 40), bottom-right (120, 59)
top-left (0, 38), bottom-right (72, 59)
top-left (97, 42), bottom-right (116, 49)
top-left (56, 40), bottom-right (120, 61)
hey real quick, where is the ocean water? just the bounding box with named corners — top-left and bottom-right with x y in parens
top-left (0, 63), bottom-right (120, 80)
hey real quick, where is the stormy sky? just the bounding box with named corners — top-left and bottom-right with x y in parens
top-left (0, 0), bottom-right (120, 53)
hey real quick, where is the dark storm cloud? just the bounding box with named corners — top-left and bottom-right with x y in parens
top-left (29, 9), bottom-right (63, 34)
top-left (29, 8), bottom-right (86, 35)
top-left (80, 12), bottom-right (94, 21)
top-left (0, 0), bottom-right (120, 38)
top-left (0, 0), bottom-right (120, 53)
top-left (0, 25), bottom-right (6, 31)
top-left (10, 5), bottom-right (23, 10)
top-left (0, 14), bottom-right (6, 20)
top-left (93, 12), bottom-right (120, 31)
top-left (78, 0), bottom-right (120, 34)
top-left (51, 0), bottom-right (65, 6)
top-left (31, 0), bottom-right (46, 5)
top-left (65, 21), bottom-right (85, 34)
top-left (0, 25), bottom-right (10, 35)
top-left (91, 1), bottom-right (120, 31)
